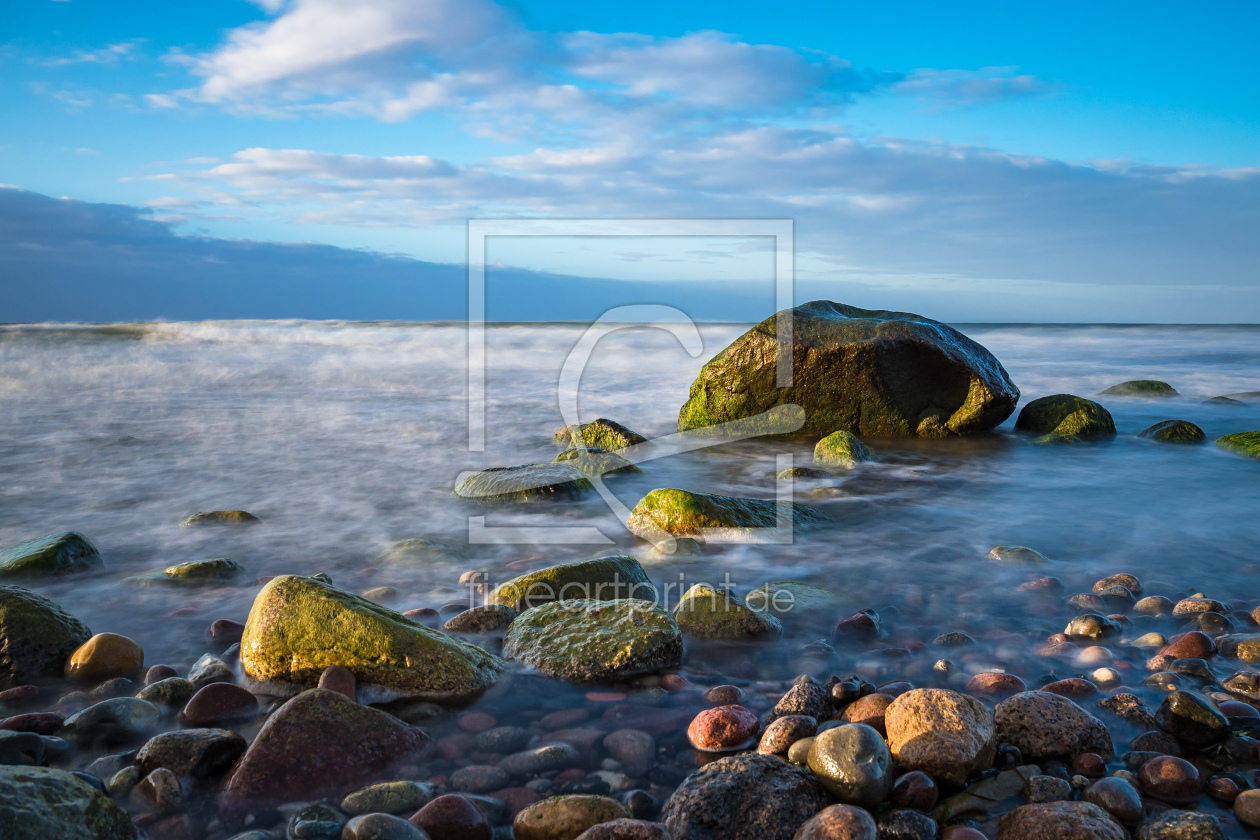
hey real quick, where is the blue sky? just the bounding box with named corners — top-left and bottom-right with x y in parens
top-left (2, 0), bottom-right (1258, 321)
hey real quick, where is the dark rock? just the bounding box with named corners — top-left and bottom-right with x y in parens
top-left (0, 730), bottom-right (45, 766)
top-left (136, 677), bottom-right (194, 709)
top-left (796, 804), bottom-right (878, 839)
top-left (513, 794), bottom-right (630, 840)
top-left (316, 666), bottom-right (357, 701)
top-left (409, 793), bottom-right (492, 840)
top-left (1138, 755), bottom-right (1202, 804)
top-left (136, 728), bottom-right (247, 778)
top-left (767, 675), bottom-right (831, 724)
top-left (0, 586), bottom-right (93, 689)
top-left (834, 609), bottom-right (881, 640)
top-left (1015, 395), bottom-right (1116, 438)
top-left (179, 682), bottom-right (258, 726)
top-left (476, 725), bottom-right (533, 754)
top-left (61, 697), bottom-right (160, 747)
top-left (207, 619), bottom-right (245, 646)
top-left (286, 803), bottom-right (345, 839)
top-left (0, 712), bottom-right (63, 735)
top-left (1024, 775), bottom-right (1072, 803)
top-left (807, 723), bottom-right (892, 808)
top-left (0, 532), bottom-right (102, 579)
top-left (876, 809), bottom-right (936, 840)
top-left (0, 764), bottom-right (136, 838)
top-left (499, 743), bottom-right (583, 776)
top-left (1083, 776), bottom-right (1142, 825)
top-left (1156, 691), bottom-right (1229, 749)
top-left (444, 605), bottom-right (518, 634)
top-left (661, 753), bottom-right (828, 840)
top-left (889, 770), bottom-right (938, 811)
top-left (342, 813), bottom-right (428, 840)
top-left (1139, 420), bottom-right (1206, 443)
top-left (1135, 809), bottom-right (1225, 840)
top-left (757, 715), bottom-right (816, 756)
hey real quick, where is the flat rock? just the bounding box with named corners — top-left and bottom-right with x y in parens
top-left (453, 463), bottom-right (593, 502)
top-left (626, 489), bottom-right (826, 542)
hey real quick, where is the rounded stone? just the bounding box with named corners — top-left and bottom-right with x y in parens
top-left (965, 672), bottom-right (1026, 697)
top-left (513, 794), bottom-right (630, 840)
top-left (757, 715), bottom-right (816, 756)
top-left (343, 813), bottom-right (428, 840)
top-left (1064, 614), bottom-right (1121, 641)
top-left (786, 736), bottom-right (814, 766)
top-left (875, 809), bottom-right (938, 840)
top-left (450, 765), bottom-right (511, 794)
top-left (702, 685), bottom-right (744, 706)
top-left (996, 802), bottom-right (1125, 840)
top-left (840, 693), bottom-right (893, 736)
top-left (1134, 596), bottom-right (1174, 617)
top-left (660, 753), bottom-right (828, 840)
top-left (993, 691), bottom-right (1112, 761)
top-left (409, 793), bottom-right (492, 840)
top-left (1083, 776), bottom-right (1142, 824)
top-left (573, 819), bottom-right (671, 840)
top-left (341, 780), bottom-right (433, 816)
top-left (1024, 774), bottom-right (1072, 803)
top-left (1235, 788), bottom-right (1260, 827)
top-left (806, 723), bottom-right (892, 808)
top-left (794, 804), bottom-right (877, 840)
top-left (458, 712), bottom-right (497, 733)
top-left (888, 771), bottom-right (938, 811)
top-left (1136, 809), bottom-right (1226, 840)
top-left (603, 729), bottom-right (656, 777)
top-left (1137, 755), bottom-right (1202, 803)
top-left (885, 688), bottom-right (996, 787)
top-left (0, 765), bottom-right (136, 839)
top-left (63, 633), bottom-right (143, 683)
top-left (1161, 631), bottom-right (1214, 660)
top-left (687, 705), bottom-right (759, 752)
top-left (318, 666), bottom-right (358, 701)
top-left (475, 725), bottom-right (532, 754)
top-left (179, 682), bottom-right (258, 726)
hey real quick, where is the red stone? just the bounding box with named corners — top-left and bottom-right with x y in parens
top-left (1161, 631), bottom-right (1215, 660)
top-left (840, 693), bottom-right (893, 737)
top-left (0, 712), bottom-right (64, 735)
top-left (489, 787), bottom-right (540, 818)
top-left (687, 705), bottom-right (759, 752)
top-left (0, 685), bottom-right (40, 707)
top-left (1138, 755), bottom-right (1202, 804)
top-left (834, 609), bottom-right (880, 639)
top-left (661, 674), bottom-right (690, 691)
top-left (180, 682), bottom-right (258, 727)
top-left (458, 712), bottom-right (497, 733)
top-left (875, 681), bottom-right (913, 696)
top-left (1042, 678), bottom-right (1098, 699)
top-left (1209, 776), bottom-right (1241, 802)
top-left (1072, 753), bottom-right (1105, 776)
top-left (410, 793), bottom-right (492, 840)
top-left (316, 666), bottom-right (357, 702)
top-left (889, 770), bottom-right (938, 811)
top-left (966, 673), bottom-right (1027, 697)
top-left (553, 768), bottom-right (587, 785)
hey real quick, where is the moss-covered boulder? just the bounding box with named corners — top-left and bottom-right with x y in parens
top-left (553, 447), bottom-right (641, 477)
top-left (0, 586), bottom-right (92, 689)
top-left (553, 419), bottom-right (648, 451)
top-left (1218, 431), bottom-right (1260, 460)
top-left (626, 489), bottom-right (826, 542)
top-left (1031, 433), bottom-right (1087, 446)
top-left (1014, 395), bottom-right (1116, 438)
top-left (1139, 420), bottom-right (1206, 443)
top-left (180, 510), bottom-right (260, 527)
top-left (1098, 380), bottom-right (1179, 397)
top-left (813, 431), bottom-right (877, 467)
top-left (677, 301), bottom-right (1019, 438)
top-left (488, 555), bottom-right (653, 612)
top-left (0, 532), bottom-right (102, 579)
top-left (453, 464), bottom-right (593, 503)
top-left (672, 585), bottom-right (782, 641)
top-left (240, 575), bottom-right (505, 702)
top-left (502, 599), bottom-right (683, 683)
top-left (0, 765), bottom-right (137, 840)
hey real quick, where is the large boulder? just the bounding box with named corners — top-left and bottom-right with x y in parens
top-left (1014, 395), bottom-right (1116, 438)
top-left (219, 689), bottom-right (430, 822)
top-left (453, 464), bottom-right (592, 502)
top-left (502, 599), bottom-right (683, 683)
top-left (1218, 431), bottom-right (1260, 460)
top-left (885, 688), bottom-right (997, 786)
top-left (661, 753), bottom-right (828, 840)
top-left (488, 556), bottom-right (653, 612)
top-left (0, 532), bottom-right (102, 579)
top-left (672, 584), bottom-right (782, 641)
top-left (994, 691), bottom-right (1113, 761)
top-left (625, 489), bottom-right (826, 542)
top-left (240, 575), bottom-right (505, 702)
top-left (0, 765), bottom-right (137, 840)
top-left (0, 586), bottom-right (92, 689)
top-left (998, 802), bottom-right (1126, 840)
top-left (676, 301), bottom-right (1018, 438)
top-left (1098, 380), bottom-right (1178, 397)
top-left (554, 419), bottom-right (648, 451)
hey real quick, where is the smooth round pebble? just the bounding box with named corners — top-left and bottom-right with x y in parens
top-left (794, 804), bottom-right (877, 840)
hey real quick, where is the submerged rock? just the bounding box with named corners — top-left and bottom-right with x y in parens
top-left (554, 419), bottom-right (648, 451)
top-left (672, 584), bottom-right (782, 641)
top-left (0, 531), bottom-right (102, 579)
top-left (240, 574), bottom-right (505, 702)
top-left (377, 538), bottom-right (467, 567)
top-left (988, 545), bottom-right (1050, 565)
top-left (489, 555), bottom-right (653, 612)
top-left (1015, 395), bottom-right (1116, 438)
top-left (661, 753), bottom-right (828, 840)
top-left (180, 510), bottom-right (260, 527)
top-left (0, 586), bottom-right (92, 689)
top-left (771, 466), bottom-right (831, 479)
top-left (1139, 420), bottom-right (1206, 443)
top-left (554, 447), bottom-right (641, 477)
top-left (676, 300), bottom-right (1019, 437)
top-left (502, 599), bottom-right (683, 683)
top-left (813, 431), bottom-right (877, 467)
top-left (0, 765), bottom-right (137, 839)
top-left (454, 463), bottom-right (593, 502)
top-left (625, 488), bottom-right (826, 542)
top-left (1099, 380), bottom-right (1179, 397)
top-left (1218, 431), bottom-right (1260, 460)
top-left (443, 604), bottom-right (517, 634)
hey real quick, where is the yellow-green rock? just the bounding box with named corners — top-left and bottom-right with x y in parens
top-left (1218, 431), bottom-right (1260, 460)
top-left (513, 794), bottom-right (630, 840)
top-left (0, 586), bottom-right (92, 689)
top-left (813, 431), bottom-right (877, 467)
top-left (553, 419), bottom-right (647, 451)
top-left (672, 584), bottom-right (781, 640)
top-left (1138, 420), bottom-right (1205, 443)
top-left (625, 488), bottom-right (826, 541)
top-left (0, 765), bottom-right (137, 840)
top-left (553, 447), bottom-right (641, 477)
top-left (453, 464), bottom-right (592, 503)
top-left (1098, 380), bottom-right (1178, 397)
top-left (0, 532), bottom-right (102, 579)
top-left (1014, 395), bottom-right (1116, 438)
top-left (488, 556), bottom-right (653, 612)
top-left (241, 575), bottom-right (505, 702)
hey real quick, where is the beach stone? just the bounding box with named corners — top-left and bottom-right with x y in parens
top-left (672, 584), bottom-right (781, 640)
top-left (1015, 395), bottom-right (1116, 438)
top-left (61, 697), bottom-right (160, 747)
top-left (793, 804), bottom-right (878, 839)
top-left (341, 780), bottom-right (433, 816)
top-left (834, 608), bottom-right (881, 640)
top-left (574, 819), bottom-right (670, 840)
top-left (513, 794), bottom-right (629, 840)
top-left (1138, 811), bottom-right (1225, 840)
top-left (886, 688), bottom-right (996, 787)
top-left (218, 689), bottom-right (430, 820)
top-left (410, 793), bottom-right (491, 839)
top-left (1162, 632), bottom-right (1215, 660)
top-left (757, 715), bottom-right (816, 756)
top-left (502, 599), bottom-right (682, 683)
top-left (1064, 613), bottom-right (1121, 641)
top-left (454, 463), bottom-right (593, 503)
top-left (813, 431), bottom-right (877, 467)
top-left (162, 557), bottom-right (243, 583)
top-left (875, 809), bottom-right (936, 840)
top-left (0, 729), bottom-right (44, 765)
top-left (64, 633), bottom-right (143, 683)
top-left (444, 605), bottom-right (518, 634)
top-left (181, 510), bottom-right (260, 526)
top-left (1213, 633), bottom-right (1260, 662)
top-left (703, 685), bottom-right (743, 706)
top-left (603, 730), bottom-right (655, 776)
top-left (489, 556), bottom-right (652, 612)
top-left (626, 489), bottom-right (826, 542)
top-left (499, 743), bottom-right (583, 776)
top-left (0, 531), bottom-right (103, 579)
top-left (687, 705), bottom-right (759, 752)
top-left (786, 736), bottom-right (814, 765)
top-left (990, 545), bottom-right (1050, 564)
top-left (342, 813), bottom-right (427, 840)
top-left (768, 675), bottom-right (832, 724)
top-left (1222, 670), bottom-right (1260, 702)
top-left (1138, 756), bottom-right (1202, 803)
top-left (1156, 691), bottom-right (1229, 748)
top-left (144, 664), bottom-right (180, 684)
top-left (316, 665), bottom-right (357, 701)
top-left (1235, 789), bottom-right (1260, 827)
top-left (661, 752), bottom-right (828, 840)
top-left (1101, 380), bottom-right (1178, 397)
top-left (553, 446), bottom-right (641, 478)
top-left (1024, 774), bottom-right (1072, 803)
top-left (1173, 597), bottom-right (1227, 616)
top-left (998, 801), bottom-right (1125, 840)
top-left (807, 723), bottom-right (892, 808)
top-left (840, 693), bottom-right (892, 736)
top-left (1139, 420), bottom-right (1206, 443)
top-left (1218, 431), bottom-right (1260, 460)
top-left (0, 587), bottom-right (92, 690)
top-left (136, 728), bottom-right (247, 777)
top-left (0, 764), bottom-right (136, 839)
top-left (1134, 596), bottom-right (1175, 616)
top-left (207, 619), bottom-right (245, 646)
top-left (889, 770), bottom-right (938, 811)
top-left (676, 301), bottom-right (1019, 437)
top-left (1043, 677), bottom-right (1098, 699)
top-left (240, 574), bottom-right (504, 702)
top-left (131, 767), bottom-right (183, 815)
top-left (187, 653), bottom-right (232, 689)
top-left (0, 712), bottom-right (63, 735)
top-left (1084, 776), bottom-right (1142, 824)
top-left (965, 673), bottom-right (1026, 697)
top-left (475, 725), bottom-right (532, 753)
top-left (1093, 574), bottom-right (1142, 596)
top-left (554, 419), bottom-right (647, 451)
top-left (137, 677), bottom-right (194, 709)
top-left (994, 691), bottom-right (1112, 761)
top-left (451, 765), bottom-right (511, 794)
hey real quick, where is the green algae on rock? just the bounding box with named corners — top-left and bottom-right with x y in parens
top-left (1098, 380), bottom-right (1179, 397)
top-left (240, 575), bottom-right (505, 702)
top-left (502, 598), bottom-right (683, 683)
top-left (0, 765), bottom-right (137, 840)
top-left (1014, 395), bottom-right (1116, 438)
top-left (488, 555), bottom-right (653, 612)
top-left (125, 557), bottom-right (245, 586)
top-left (0, 585), bottom-right (92, 689)
top-left (0, 531), bottom-right (102, 579)
top-left (1030, 433), bottom-right (1087, 446)
top-left (676, 300), bottom-right (1019, 438)
top-left (553, 446), bottom-right (641, 477)
top-left (453, 463), bottom-right (593, 503)
top-left (180, 510), bottom-right (260, 527)
top-left (813, 430), bottom-right (877, 467)
top-left (1139, 420), bottom-right (1206, 443)
top-left (1218, 431), bottom-right (1260, 460)
top-left (672, 584), bottom-right (782, 641)
top-left (771, 466), bottom-right (831, 479)
top-left (626, 488), bottom-right (826, 542)
top-left (988, 545), bottom-right (1051, 565)
top-left (553, 418), bottom-right (649, 451)
top-left (377, 538), bottom-right (466, 567)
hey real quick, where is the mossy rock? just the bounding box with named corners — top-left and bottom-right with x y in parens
top-left (677, 300), bottom-right (1019, 437)
top-left (240, 575), bottom-right (506, 702)
top-left (0, 531), bottom-right (102, 579)
top-left (180, 510), bottom-right (260, 527)
top-left (1207, 396), bottom-right (1246, 405)
top-left (1031, 433), bottom-right (1086, 446)
top-left (502, 598), bottom-right (683, 683)
top-left (453, 463), bottom-right (593, 503)
top-left (988, 545), bottom-right (1050, 564)
top-left (377, 539), bottom-right (466, 567)
top-left (1139, 420), bottom-right (1206, 443)
top-left (771, 467), bottom-right (831, 479)
top-left (1014, 395), bottom-right (1116, 438)
top-left (642, 537), bottom-right (704, 562)
top-left (553, 447), bottom-right (641, 477)
top-left (0, 586), bottom-right (92, 689)
top-left (488, 555), bottom-right (653, 612)
top-left (672, 584), bottom-right (782, 641)
top-left (1218, 431), bottom-right (1260, 460)
top-left (1098, 380), bottom-right (1179, 397)
top-left (625, 488), bottom-right (827, 542)
top-left (553, 419), bottom-right (648, 451)
top-left (813, 430), bottom-right (877, 467)
top-left (0, 765), bottom-right (137, 840)
top-left (125, 557), bottom-right (245, 586)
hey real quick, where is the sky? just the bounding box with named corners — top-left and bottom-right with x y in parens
top-left (1, 0), bottom-right (1258, 322)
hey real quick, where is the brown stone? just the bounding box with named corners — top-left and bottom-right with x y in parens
top-left (144, 665), bottom-right (179, 686)
top-left (792, 804), bottom-right (877, 840)
top-left (687, 705), bottom-right (759, 752)
top-left (888, 770), bottom-right (937, 811)
top-left (1161, 631), bottom-right (1215, 660)
top-left (458, 712), bottom-right (497, 732)
top-left (410, 793), bottom-right (492, 840)
top-left (840, 694), bottom-right (893, 736)
top-left (0, 711), bottom-right (63, 735)
top-left (885, 688), bottom-right (996, 786)
top-left (994, 691), bottom-right (1112, 761)
top-left (1041, 678), bottom-right (1097, 700)
top-left (1138, 755), bottom-right (1202, 804)
top-left (702, 685), bottom-right (745, 706)
top-left (833, 609), bottom-right (880, 640)
top-left (179, 683), bottom-right (258, 727)
top-left (575, 819), bottom-right (671, 840)
top-left (206, 619), bottom-right (245, 646)
top-left (514, 794), bottom-right (630, 840)
top-left (997, 802), bottom-right (1125, 840)
top-left (757, 715), bottom-right (816, 755)
top-left (1219, 700), bottom-right (1258, 717)
top-left (317, 666), bottom-right (357, 701)
top-left (64, 633), bottom-right (144, 682)
top-left (1096, 693), bottom-right (1158, 729)
top-left (965, 672), bottom-right (1026, 697)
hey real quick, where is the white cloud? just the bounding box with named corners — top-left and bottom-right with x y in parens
top-left (43, 40), bottom-right (142, 67)
top-left (893, 67), bottom-right (1055, 109)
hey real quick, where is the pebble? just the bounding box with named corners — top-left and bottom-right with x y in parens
top-left (807, 723), bottom-right (892, 808)
top-left (888, 770), bottom-right (938, 811)
top-left (61, 697), bottom-right (160, 747)
top-left (572, 819), bottom-right (670, 840)
top-left (660, 674), bottom-right (689, 692)
top-left (1091, 668), bottom-right (1121, 689)
top-left (540, 709), bottom-right (590, 730)
top-left (768, 675), bottom-right (832, 724)
top-left (491, 787), bottom-right (540, 819)
top-left (178, 682), bottom-right (257, 726)
top-left (794, 804), bottom-right (877, 840)
top-left (1235, 788), bottom-right (1260, 826)
top-left (1072, 753), bottom-right (1105, 776)
top-left (513, 794), bottom-right (630, 840)
top-left (409, 793), bottom-right (492, 840)
top-left (1083, 776), bottom-right (1142, 824)
top-left (1024, 774), bottom-right (1072, 803)
top-left (702, 685), bottom-right (744, 706)
top-left (1041, 678), bottom-right (1098, 699)
top-left (1208, 776), bottom-right (1241, 802)
top-left (941, 828), bottom-right (987, 840)
top-left (0, 685), bottom-right (39, 708)
top-left (1137, 810), bottom-right (1227, 840)
top-left (499, 743), bottom-right (583, 776)
top-left (286, 803), bottom-right (346, 839)
top-left (1173, 597), bottom-right (1227, 615)
top-left (1161, 631), bottom-right (1215, 660)
top-left (64, 633), bottom-right (144, 682)
top-left (135, 728), bottom-right (248, 778)
top-left (402, 608), bottom-right (442, 627)
top-left (686, 705), bottom-right (759, 752)
top-left (106, 765), bottom-right (140, 796)
top-left (834, 609), bottom-right (881, 640)
top-left (343, 813), bottom-right (427, 840)
top-left (1138, 755), bottom-right (1202, 803)
top-left (603, 729), bottom-right (656, 777)
top-left (131, 767), bottom-right (184, 815)
top-left (342, 780), bottom-right (433, 816)
top-left (0, 730), bottom-right (44, 765)
top-left (458, 712), bottom-right (498, 733)
top-left (0, 712), bottom-right (63, 735)
top-left (1064, 614), bottom-right (1121, 641)
top-left (787, 736), bottom-right (814, 765)
top-left (317, 666), bottom-right (357, 701)
top-left (451, 764), bottom-right (511, 793)
top-left (1094, 574), bottom-right (1141, 596)
top-left (1134, 596), bottom-right (1174, 616)
top-left (186, 653), bottom-right (232, 689)
top-left (840, 694), bottom-right (893, 736)
top-left (1156, 690), bottom-right (1229, 749)
top-left (965, 672), bottom-right (1026, 697)
top-left (757, 715), bottom-right (816, 756)
top-left (206, 619), bottom-right (245, 646)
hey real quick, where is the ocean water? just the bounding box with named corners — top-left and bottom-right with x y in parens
top-left (1, 320), bottom-right (1259, 699)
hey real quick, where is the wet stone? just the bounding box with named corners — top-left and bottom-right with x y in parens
top-left (1156, 690), bottom-right (1229, 749)
top-left (1135, 596), bottom-right (1175, 617)
top-left (64, 633), bottom-right (144, 683)
top-left (1024, 775), bottom-right (1072, 803)
top-left (757, 715), bottom-right (816, 755)
top-left (807, 723), bottom-right (892, 808)
top-left (187, 653), bottom-right (232, 689)
top-left (341, 780), bottom-right (433, 816)
top-left (444, 604), bottom-right (518, 634)
top-left (1236, 788), bottom-right (1260, 827)
top-left (1138, 809), bottom-right (1227, 840)
top-left (889, 770), bottom-right (938, 812)
top-left (702, 685), bottom-right (744, 706)
top-left (573, 819), bottom-right (671, 840)
top-left (316, 666), bottom-right (357, 701)
top-left (179, 682), bottom-right (258, 726)
top-left (342, 813), bottom-right (428, 840)
top-left (965, 673), bottom-right (1026, 697)
top-left (603, 729), bottom-right (656, 777)
top-left (766, 675), bottom-right (831, 724)
top-left (834, 609), bottom-right (881, 640)
top-left (687, 705), bottom-right (759, 752)
top-left (137, 677), bottom-right (194, 709)
top-left (130, 767), bottom-right (183, 816)
top-left (1138, 755), bottom-right (1202, 804)
top-left (1064, 614), bottom-right (1121, 641)
top-left (476, 725), bottom-right (532, 754)
top-left (451, 764), bottom-right (512, 794)
top-left (876, 809), bottom-right (937, 840)
top-left (513, 794), bottom-right (630, 840)
top-left (287, 803), bottom-right (346, 839)
top-left (1084, 776), bottom-right (1143, 825)
top-left (499, 743), bottom-right (583, 776)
